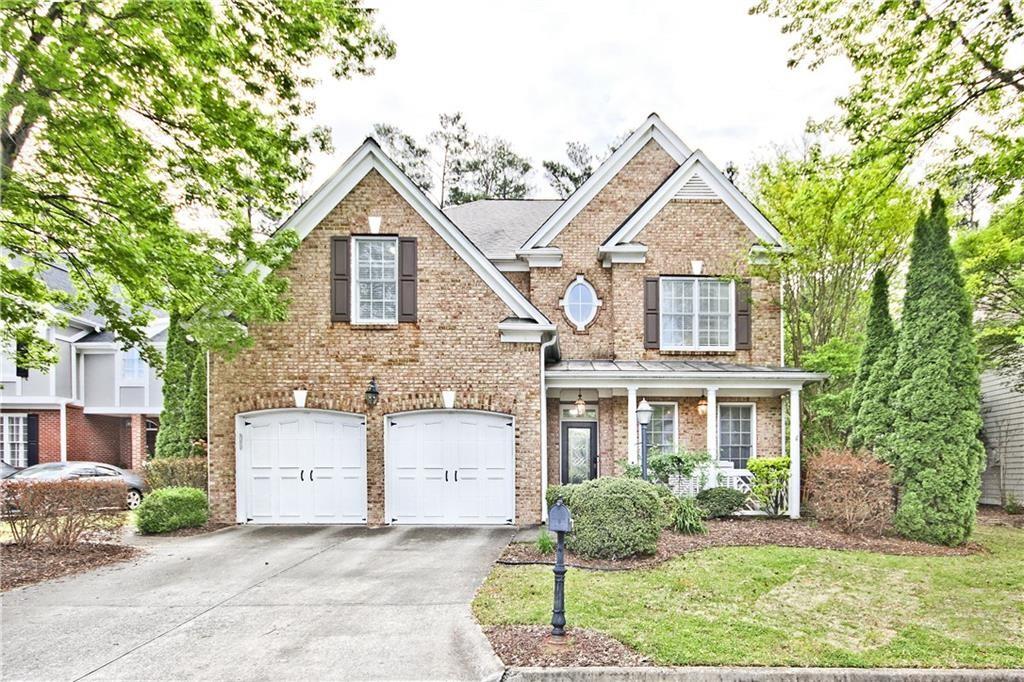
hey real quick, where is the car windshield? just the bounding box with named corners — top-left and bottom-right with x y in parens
top-left (9, 463), bottom-right (82, 480)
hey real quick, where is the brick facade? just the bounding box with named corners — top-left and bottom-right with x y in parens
top-left (1, 406), bottom-right (149, 469)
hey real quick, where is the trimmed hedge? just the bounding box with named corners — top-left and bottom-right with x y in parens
top-left (696, 487), bottom-right (748, 519)
top-left (564, 477), bottom-right (661, 559)
top-left (135, 487), bottom-right (208, 534)
top-left (545, 484), bottom-right (577, 511)
top-left (749, 457), bottom-right (789, 516)
top-left (144, 457), bottom-right (207, 491)
top-left (1, 480), bottom-right (127, 546)
top-left (649, 483), bottom-right (679, 528)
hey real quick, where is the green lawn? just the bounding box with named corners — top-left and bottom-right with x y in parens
top-left (473, 525), bottom-right (1024, 668)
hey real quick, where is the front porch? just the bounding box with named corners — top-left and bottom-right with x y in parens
top-left (543, 360), bottom-right (825, 518)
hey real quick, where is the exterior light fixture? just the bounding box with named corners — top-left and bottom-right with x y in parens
top-left (364, 377), bottom-right (379, 407)
top-left (573, 391), bottom-right (586, 417)
top-left (697, 393), bottom-right (708, 416)
top-left (635, 399), bottom-right (654, 481)
top-left (293, 387), bottom-right (308, 409)
top-left (368, 215), bottom-right (382, 234)
top-left (635, 398), bottom-right (653, 426)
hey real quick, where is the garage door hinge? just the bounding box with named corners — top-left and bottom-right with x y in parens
top-left (243, 420), bottom-right (252, 426)
top-left (506, 422), bottom-right (513, 427)
top-left (390, 421), bottom-right (397, 426)
top-left (391, 517), bottom-right (397, 523)
top-left (506, 518), bottom-right (513, 524)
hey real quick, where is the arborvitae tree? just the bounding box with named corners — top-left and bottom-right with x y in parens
top-left (889, 193), bottom-right (984, 545)
top-left (155, 314), bottom-right (197, 458)
top-left (183, 352), bottom-right (208, 457)
top-left (849, 270), bottom-right (897, 450)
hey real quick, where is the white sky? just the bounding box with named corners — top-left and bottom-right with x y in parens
top-left (300, 0), bottom-right (855, 199)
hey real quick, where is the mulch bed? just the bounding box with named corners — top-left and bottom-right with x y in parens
top-left (977, 504), bottom-right (1024, 529)
top-left (135, 522), bottom-right (233, 538)
top-left (483, 625), bottom-right (650, 667)
top-left (502, 518), bottom-right (983, 570)
top-left (0, 542), bottom-right (141, 591)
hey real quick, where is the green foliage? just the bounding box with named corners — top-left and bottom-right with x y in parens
top-left (649, 484), bottom-right (680, 529)
top-left (890, 194), bottom-right (984, 546)
top-left (1, 2), bottom-right (393, 370)
top-left (749, 457), bottom-right (790, 516)
top-left (155, 316), bottom-right (197, 459)
top-left (183, 352), bottom-right (208, 457)
top-left (1005, 494), bottom-right (1023, 516)
top-left (956, 198), bottom-right (1024, 389)
top-left (800, 337), bottom-right (860, 452)
top-left (696, 487), bottom-right (748, 519)
top-left (545, 484), bottom-right (576, 511)
top-left (648, 448), bottom-right (712, 487)
top-left (448, 137), bottom-right (532, 204)
top-left (850, 270), bottom-right (898, 452)
top-left (673, 497), bottom-right (708, 535)
top-left (564, 478), bottom-right (661, 559)
top-left (536, 528), bottom-right (555, 555)
top-left (135, 487), bottom-right (209, 534)
top-left (543, 142), bottom-right (594, 199)
top-left (618, 459), bottom-right (642, 479)
top-left (144, 457), bottom-right (208, 492)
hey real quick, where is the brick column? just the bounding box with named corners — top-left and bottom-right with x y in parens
top-left (129, 414), bottom-right (147, 471)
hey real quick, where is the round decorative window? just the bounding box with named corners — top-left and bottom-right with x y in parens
top-left (560, 275), bottom-right (602, 331)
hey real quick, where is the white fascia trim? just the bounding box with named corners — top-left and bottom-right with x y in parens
top-left (498, 321), bottom-right (557, 344)
top-left (83, 406), bottom-right (161, 415)
top-left (493, 258), bottom-right (530, 273)
top-left (0, 397), bottom-right (78, 409)
top-left (75, 342), bottom-right (167, 353)
top-left (598, 243), bottom-right (648, 267)
top-left (514, 247), bottom-right (562, 268)
top-left (521, 113), bottom-right (691, 250)
top-left (55, 328), bottom-right (94, 343)
top-left (605, 151), bottom-right (785, 248)
top-left (277, 140), bottom-right (550, 326)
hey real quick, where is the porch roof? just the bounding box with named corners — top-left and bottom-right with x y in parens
top-left (545, 359), bottom-right (825, 389)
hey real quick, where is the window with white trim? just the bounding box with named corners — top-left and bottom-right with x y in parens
top-left (648, 402), bottom-right (677, 454)
top-left (660, 277), bottom-right (734, 350)
top-left (353, 237), bottom-right (398, 324)
top-left (718, 404), bottom-right (754, 468)
top-left (0, 340), bottom-right (17, 381)
top-left (120, 348), bottom-right (146, 385)
top-left (559, 275), bottom-right (601, 331)
top-left (1, 414), bottom-right (28, 468)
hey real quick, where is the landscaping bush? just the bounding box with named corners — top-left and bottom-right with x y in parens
top-left (696, 487), bottom-right (748, 519)
top-left (545, 484), bottom-right (577, 511)
top-left (673, 497), bottom-right (707, 535)
top-left (749, 457), bottom-right (789, 516)
top-left (648, 448), bottom-right (712, 487)
top-left (144, 456), bottom-right (208, 491)
top-left (564, 477), bottom-right (661, 559)
top-left (805, 449), bottom-right (894, 535)
top-left (1005, 493), bottom-right (1023, 516)
top-left (1, 480), bottom-right (127, 547)
top-left (135, 487), bottom-right (208, 534)
top-left (649, 483), bottom-right (680, 528)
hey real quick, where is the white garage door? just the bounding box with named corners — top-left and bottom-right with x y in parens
top-left (238, 410), bottom-right (366, 524)
top-left (386, 410), bottom-right (515, 525)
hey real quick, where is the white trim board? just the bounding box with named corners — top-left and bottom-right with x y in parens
top-left (275, 139), bottom-right (552, 330)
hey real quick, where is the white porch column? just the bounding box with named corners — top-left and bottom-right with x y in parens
top-left (788, 387), bottom-right (801, 519)
top-left (705, 387), bottom-right (718, 459)
top-left (627, 386), bottom-right (638, 464)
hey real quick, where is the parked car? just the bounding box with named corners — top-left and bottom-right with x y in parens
top-left (1, 461), bottom-right (21, 479)
top-left (5, 462), bottom-right (145, 509)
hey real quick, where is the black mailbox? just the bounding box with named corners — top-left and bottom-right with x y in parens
top-left (548, 498), bottom-right (572, 533)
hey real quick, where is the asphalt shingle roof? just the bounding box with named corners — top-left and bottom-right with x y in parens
top-left (444, 199), bottom-right (562, 259)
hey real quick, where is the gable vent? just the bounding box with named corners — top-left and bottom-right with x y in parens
top-left (674, 174), bottom-right (717, 200)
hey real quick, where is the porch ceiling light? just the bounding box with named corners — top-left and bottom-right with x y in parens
top-left (365, 377), bottom-right (379, 407)
top-left (636, 398), bottom-right (653, 426)
top-left (697, 396), bottom-right (708, 416)
top-left (573, 391), bottom-right (586, 416)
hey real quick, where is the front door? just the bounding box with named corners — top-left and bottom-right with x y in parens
top-left (561, 421), bottom-right (597, 484)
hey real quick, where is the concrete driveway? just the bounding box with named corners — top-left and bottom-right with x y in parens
top-left (1, 525), bottom-right (513, 681)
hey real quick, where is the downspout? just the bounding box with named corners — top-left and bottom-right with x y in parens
top-left (539, 333), bottom-right (559, 523)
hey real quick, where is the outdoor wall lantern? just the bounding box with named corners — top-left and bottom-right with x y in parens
top-left (442, 390), bottom-right (456, 409)
top-left (636, 398), bottom-right (653, 481)
top-left (293, 387), bottom-right (308, 409)
top-left (697, 391), bottom-right (709, 417)
top-left (364, 377), bottom-right (379, 407)
top-left (368, 215), bottom-right (382, 234)
top-left (572, 390), bottom-right (586, 417)
top-left (548, 498), bottom-right (573, 642)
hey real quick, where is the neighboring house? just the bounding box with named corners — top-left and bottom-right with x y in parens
top-left (980, 370), bottom-right (1024, 506)
top-left (0, 264), bottom-right (166, 471)
top-left (208, 113), bottom-right (823, 527)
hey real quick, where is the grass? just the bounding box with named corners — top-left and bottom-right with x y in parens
top-left (473, 525), bottom-right (1024, 668)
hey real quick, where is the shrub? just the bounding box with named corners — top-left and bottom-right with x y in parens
top-left (536, 528), bottom-right (555, 554)
top-left (648, 483), bottom-right (679, 528)
top-left (144, 456), bottom-right (208, 491)
top-left (805, 449), bottom-right (894, 535)
top-left (135, 487), bottom-right (208, 534)
top-left (564, 477), bottom-right (661, 559)
top-left (1003, 493), bottom-right (1022, 516)
top-left (673, 497), bottom-right (707, 535)
top-left (1, 480), bottom-right (127, 547)
top-left (696, 487), bottom-right (748, 518)
top-left (648, 448), bottom-right (712, 487)
top-left (545, 484), bottom-right (577, 511)
top-left (749, 457), bottom-right (789, 516)
top-left (617, 459), bottom-right (642, 479)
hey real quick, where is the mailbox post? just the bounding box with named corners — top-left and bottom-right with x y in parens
top-left (547, 498), bottom-right (573, 639)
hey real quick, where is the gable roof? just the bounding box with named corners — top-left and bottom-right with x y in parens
top-left (602, 150), bottom-right (784, 249)
top-left (444, 199), bottom-right (561, 259)
top-left (519, 113), bottom-right (691, 251)
top-left (277, 139), bottom-right (552, 327)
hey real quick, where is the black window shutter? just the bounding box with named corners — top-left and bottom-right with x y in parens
top-left (398, 237), bottom-right (417, 323)
top-left (331, 237), bottom-right (350, 322)
top-left (26, 414), bottom-right (39, 466)
top-left (644, 277), bottom-right (660, 349)
top-left (735, 279), bottom-right (752, 350)
top-left (15, 341), bottom-right (28, 378)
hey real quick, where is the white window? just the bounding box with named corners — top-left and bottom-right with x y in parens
top-left (1, 414), bottom-right (28, 468)
top-left (353, 237), bottom-right (398, 324)
top-left (559, 275), bottom-right (601, 331)
top-left (718, 404), bottom-right (755, 468)
top-left (120, 348), bottom-right (146, 385)
top-left (648, 402), bottom-right (677, 454)
top-left (660, 277), bottom-right (734, 350)
top-left (0, 340), bottom-right (18, 381)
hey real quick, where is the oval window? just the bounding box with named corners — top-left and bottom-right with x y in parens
top-left (560, 276), bottom-right (601, 331)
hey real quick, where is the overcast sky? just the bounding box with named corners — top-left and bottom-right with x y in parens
top-left (301, 0), bottom-right (855, 199)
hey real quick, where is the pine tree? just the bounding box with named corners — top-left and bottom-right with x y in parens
top-left (889, 193), bottom-right (984, 545)
top-left (155, 314), bottom-right (197, 458)
top-left (183, 352), bottom-right (208, 457)
top-left (849, 270), bottom-right (897, 451)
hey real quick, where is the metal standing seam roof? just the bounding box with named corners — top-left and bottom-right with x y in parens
top-left (546, 359), bottom-right (819, 375)
top-left (444, 199), bottom-right (562, 259)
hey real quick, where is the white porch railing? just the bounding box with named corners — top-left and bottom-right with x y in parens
top-left (668, 461), bottom-right (754, 499)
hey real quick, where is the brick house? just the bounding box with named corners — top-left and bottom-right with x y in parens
top-left (209, 114), bottom-right (823, 527)
top-left (0, 263), bottom-right (164, 472)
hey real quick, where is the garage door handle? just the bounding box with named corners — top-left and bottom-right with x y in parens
top-left (310, 469), bottom-right (315, 481)
top-left (300, 470), bottom-right (304, 481)
top-left (454, 470), bottom-right (458, 482)
top-left (445, 470), bottom-right (448, 482)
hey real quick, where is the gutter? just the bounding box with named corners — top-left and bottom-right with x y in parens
top-left (538, 333), bottom-right (560, 523)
